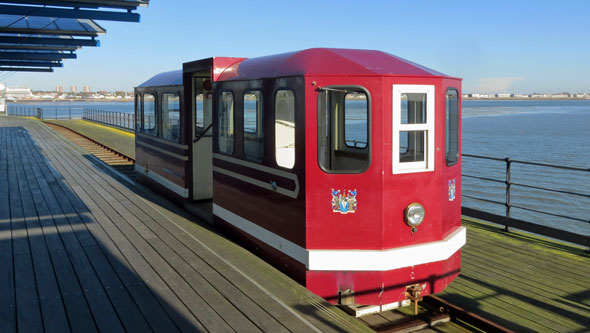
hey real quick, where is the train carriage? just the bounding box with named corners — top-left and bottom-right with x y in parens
top-left (134, 48), bottom-right (465, 310)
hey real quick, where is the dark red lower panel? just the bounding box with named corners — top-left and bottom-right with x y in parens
top-left (306, 250), bottom-right (461, 306)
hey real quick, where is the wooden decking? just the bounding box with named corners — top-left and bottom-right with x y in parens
top-left (0, 117), bottom-right (370, 332)
top-left (443, 219), bottom-right (590, 332)
top-left (2, 116), bottom-right (589, 332)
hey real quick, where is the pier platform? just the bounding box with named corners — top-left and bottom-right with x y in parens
top-left (0, 117), bottom-right (370, 332)
top-left (1, 117), bottom-right (589, 332)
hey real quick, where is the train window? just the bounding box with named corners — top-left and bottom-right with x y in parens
top-left (275, 90), bottom-right (295, 169)
top-left (143, 93), bottom-right (157, 136)
top-left (218, 91), bottom-right (234, 154)
top-left (344, 92), bottom-right (368, 149)
top-left (318, 86), bottom-right (370, 173)
top-left (135, 94), bottom-right (142, 132)
top-left (162, 93), bottom-right (180, 142)
top-left (392, 85), bottom-right (435, 174)
top-left (244, 91), bottom-right (263, 162)
top-left (446, 89), bottom-right (459, 166)
top-left (196, 93), bottom-right (212, 137)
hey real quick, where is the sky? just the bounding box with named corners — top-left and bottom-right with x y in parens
top-left (2, 0), bottom-right (590, 94)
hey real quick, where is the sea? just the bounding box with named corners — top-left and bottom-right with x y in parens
top-left (7, 99), bottom-right (590, 236)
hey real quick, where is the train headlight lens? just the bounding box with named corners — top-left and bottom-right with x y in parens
top-left (404, 203), bottom-right (425, 228)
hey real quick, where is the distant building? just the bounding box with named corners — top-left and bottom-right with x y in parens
top-left (56, 85), bottom-right (63, 93)
top-left (496, 93), bottom-right (511, 98)
top-left (69, 85), bottom-right (76, 93)
top-left (83, 85), bottom-right (91, 93)
top-left (6, 86), bottom-right (32, 99)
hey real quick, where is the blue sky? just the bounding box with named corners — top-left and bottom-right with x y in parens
top-left (3, 0), bottom-right (590, 93)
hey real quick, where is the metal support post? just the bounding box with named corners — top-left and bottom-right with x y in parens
top-left (505, 158), bottom-right (512, 232)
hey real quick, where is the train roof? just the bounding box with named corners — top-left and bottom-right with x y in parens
top-left (217, 48), bottom-right (458, 81)
top-left (136, 69), bottom-right (182, 88)
top-left (137, 48), bottom-right (459, 88)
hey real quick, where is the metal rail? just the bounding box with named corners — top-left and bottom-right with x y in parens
top-left (423, 295), bottom-right (515, 333)
top-left (7, 104), bottom-right (84, 119)
top-left (83, 108), bottom-right (135, 132)
top-left (462, 153), bottom-right (589, 251)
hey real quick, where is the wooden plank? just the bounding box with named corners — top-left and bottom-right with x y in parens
top-left (0, 127), bottom-right (16, 333)
top-left (44, 136), bottom-right (233, 333)
top-left (40, 117), bottom-right (324, 332)
top-left (439, 289), bottom-right (541, 333)
top-left (92, 181), bottom-right (283, 332)
top-left (28, 121), bottom-right (173, 332)
top-left (39, 118), bottom-right (373, 332)
top-left (460, 267), bottom-right (588, 329)
top-left (63, 140), bottom-right (332, 332)
top-left (447, 276), bottom-right (575, 332)
top-left (17, 139), bottom-right (97, 333)
top-left (30, 122), bottom-right (199, 332)
top-left (21, 123), bottom-right (153, 333)
top-left (7, 130), bottom-right (44, 332)
top-left (13, 130), bottom-right (70, 332)
top-left (463, 240), bottom-right (589, 294)
top-left (464, 227), bottom-right (590, 277)
top-left (16, 125), bottom-right (120, 333)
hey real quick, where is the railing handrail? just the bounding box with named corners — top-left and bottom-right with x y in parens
top-left (463, 153), bottom-right (590, 172)
top-left (462, 153), bottom-right (589, 251)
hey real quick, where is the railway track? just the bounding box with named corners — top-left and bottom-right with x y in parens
top-left (44, 122), bottom-right (136, 180)
top-left (45, 121), bottom-right (512, 333)
top-left (351, 294), bottom-right (514, 332)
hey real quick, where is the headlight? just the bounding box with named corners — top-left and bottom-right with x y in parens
top-left (404, 203), bottom-right (425, 228)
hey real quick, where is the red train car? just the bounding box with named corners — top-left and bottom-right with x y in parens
top-left (134, 48), bottom-right (465, 311)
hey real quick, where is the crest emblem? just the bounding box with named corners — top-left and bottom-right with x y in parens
top-left (448, 179), bottom-right (456, 201)
top-left (331, 189), bottom-right (358, 214)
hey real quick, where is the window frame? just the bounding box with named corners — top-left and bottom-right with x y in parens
top-left (161, 92), bottom-right (181, 142)
top-left (392, 84), bottom-right (435, 174)
top-left (135, 93), bottom-right (142, 133)
top-left (445, 88), bottom-right (459, 166)
top-left (317, 85), bottom-right (372, 174)
top-left (217, 90), bottom-right (235, 155)
top-left (142, 92), bottom-right (157, 136)
top-left (274, 88), bottom-right (296, 169)
top-left (243, 89), bottom-right (264, 162)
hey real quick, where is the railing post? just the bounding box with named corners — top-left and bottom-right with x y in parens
top-left (505, 157), bottom-right (512, 232)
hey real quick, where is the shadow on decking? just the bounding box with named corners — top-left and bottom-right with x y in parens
top-left (449, 274), bottom-right (590, 332)
top-left (0, 126), bottom-right (195, 332)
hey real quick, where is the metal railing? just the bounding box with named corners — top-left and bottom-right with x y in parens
top-left (7, 105), bottom-right (84, 119)
top-left (83, 108), bottom-right (135, 132)
top-left (462, 153), bottom-right (590, 251)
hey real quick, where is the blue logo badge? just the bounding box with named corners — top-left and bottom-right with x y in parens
top-left (331, 189), bottom-right (358, 214)
top-left (448, 179), bottom-right (456, 201)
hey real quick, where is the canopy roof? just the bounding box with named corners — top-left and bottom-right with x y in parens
top-left (0, 0), bottom-right (148, 72)
top-left (218, 48), bottom-right (454, 81)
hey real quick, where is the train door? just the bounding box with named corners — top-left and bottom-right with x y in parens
top-left (192, 76), bottom-right (213, 200)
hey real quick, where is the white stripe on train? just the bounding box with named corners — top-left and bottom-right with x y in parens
top-left (213, 204), bottom-right (466, 271)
